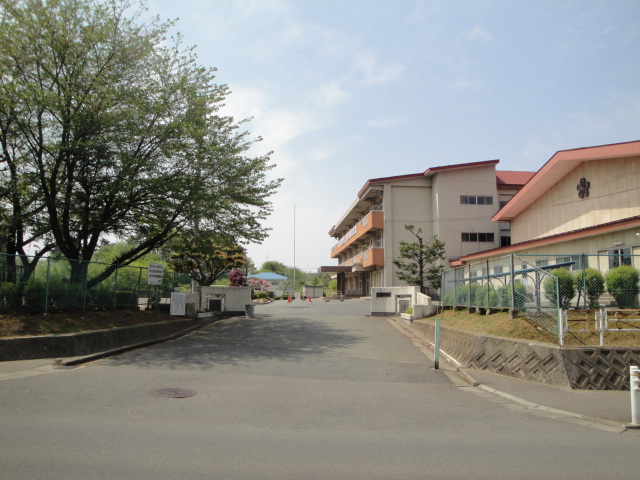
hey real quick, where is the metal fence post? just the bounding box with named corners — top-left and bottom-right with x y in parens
top-left (629, 366), bottom-right (640, 429)
top-left (434, 317), bottom-right (441, 369)
top-left (556, 276), bottom-right (564, 346)
top-left (44, 256), bottom-right (51, 313)
top-left (112, 266), bottom-right (118, 309)
top-left (509, 254), bottom-right (515, 313)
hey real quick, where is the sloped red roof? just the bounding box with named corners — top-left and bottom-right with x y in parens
top-left (494, 140), bottom-right (640, 222)
top-left (496, 170), bottom-right (535, 186)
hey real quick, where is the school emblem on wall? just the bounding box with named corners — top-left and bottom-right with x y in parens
top-left (577, 177), bottom-right (590, 199)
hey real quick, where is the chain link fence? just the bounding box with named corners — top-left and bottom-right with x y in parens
top-left (442, 253), bottom-right (640, 344)
top-left (0, 253), bottom-right (190, 314)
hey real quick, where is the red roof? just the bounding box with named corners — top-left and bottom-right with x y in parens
top-left (494, 140), bottom-right (640, 222)
top-left (496, 170), bottom-right (535, 186)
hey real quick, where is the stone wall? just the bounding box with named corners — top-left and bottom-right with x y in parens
top-left (0, 318), bottom-right (207, 361)
top-left (408, 319), bottom-right (640, 390)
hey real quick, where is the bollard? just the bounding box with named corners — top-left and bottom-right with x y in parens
top-left (629, 366), bottom-right (640, 429)
top-left (434, 318), bottom-right (441, 370)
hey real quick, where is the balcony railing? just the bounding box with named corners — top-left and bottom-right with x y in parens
top-left (339, 247), bottom-right (384, 269)
top-left (331, 210), bottom-right (383, 258)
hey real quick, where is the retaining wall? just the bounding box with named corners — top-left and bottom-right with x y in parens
top-left (0, 317), bottom-right (212, 361)
top-left (408, 319), bottom-right (640, 390)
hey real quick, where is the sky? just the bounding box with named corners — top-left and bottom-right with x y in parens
top-left (148, 0), bottom-right (640, 273)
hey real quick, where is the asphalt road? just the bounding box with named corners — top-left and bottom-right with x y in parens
top-left (1, 299), bottom-right (637, 479)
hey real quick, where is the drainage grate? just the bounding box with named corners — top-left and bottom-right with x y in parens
top-left (152, 388), bottom-right (197, 399)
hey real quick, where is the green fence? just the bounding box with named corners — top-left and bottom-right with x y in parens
top-left (0, 253), bottom-right (190, 314)
top-left (441, 253), bottom-right (640, 344)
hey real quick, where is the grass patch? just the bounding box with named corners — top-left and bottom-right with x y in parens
top-left (0, 310), bottom-right (174, 338)
top-left (421, 308), bottom-right (640, 347)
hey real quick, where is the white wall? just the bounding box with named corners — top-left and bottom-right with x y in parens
top-left (371, 286), bottom-right (419, 314)
top-left (198, 286), bottom-right (251, 312)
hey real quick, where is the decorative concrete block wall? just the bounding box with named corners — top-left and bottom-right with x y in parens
top-left (408, 319), bottom-right (640, 391)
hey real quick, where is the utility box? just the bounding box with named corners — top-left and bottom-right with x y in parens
top-left (303, 285), bottom-right (324, 298)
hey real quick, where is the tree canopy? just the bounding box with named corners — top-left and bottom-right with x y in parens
top-left (0, 0), bottom-right (281, 285)
top-left (393, 225), bottom-right (446, 293)
top-left (168, 232), bottom-right (246, 287)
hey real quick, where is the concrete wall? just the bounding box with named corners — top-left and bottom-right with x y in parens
top-left (198, 286), bottom-right (251, 314)
top-left (0, 318), bottom-right (206, 361)
top-left (371, 286), bottom-right (436, 318)
top-left (407, 319), bottom-right (640, 390)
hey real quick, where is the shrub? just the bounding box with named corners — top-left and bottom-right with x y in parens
top-left (573, 268), bottom-right (605, 308)
top-left (404, 307), bottom-right (414, 315)
top-left (23, 280), bottom-right (47, 312)
top-left (0, 282), bottom-right (17, 313)
top-left (605, 265), bottom-right (640, 308)
top-left (497, 281), bottom-right (528, 310)
top-left (255, 291), bottom-right (270, 300)
top-left (542, 268), bottom-right (575, 309)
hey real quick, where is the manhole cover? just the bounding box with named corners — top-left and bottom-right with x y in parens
top-left (152, 388), bottom-right (197, 398)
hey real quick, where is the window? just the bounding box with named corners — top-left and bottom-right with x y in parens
top-left (461, 232), bottom-right (495, 243)
top-left (610, 248), bottom-right (632, 268)
top-left (494, 266), bottom-right (503, 274)
top-left (461, 195), bottom-right (493, 206)
top-left (501, 236), bottom-right (511, 247)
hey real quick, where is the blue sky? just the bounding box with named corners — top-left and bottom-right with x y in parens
top-left (149, 0), bottom-right (640, 273)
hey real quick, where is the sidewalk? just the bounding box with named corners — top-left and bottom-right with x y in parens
top-left (388, 317), bottom-right (639, 433)
top-left (461, 368), bottom-right (636, 431)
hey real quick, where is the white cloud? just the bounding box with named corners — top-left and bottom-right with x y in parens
top-left (367, 116), bottom-right (405, 128)
top-left (310, 80), bottom-right (350, 108)
top-left (353, 50), bottom-right (405, 84)
top-left (222, 85), bottom-right (326, 176)
top-left (462, 25), bottom-right (492, 42)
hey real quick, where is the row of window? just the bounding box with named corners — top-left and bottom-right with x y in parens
top-left (460, 195), bottom-right (493, 205)
top-left (461, 232), bottom-right (495, 243)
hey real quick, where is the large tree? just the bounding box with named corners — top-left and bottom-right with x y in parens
top-left (393, 225), bottom-right (446, 293)
top-left (168, 232), bottom-right (247, 287)
top-left (0, 0), bottom-right (280, 285)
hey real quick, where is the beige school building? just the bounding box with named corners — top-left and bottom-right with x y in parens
top-left (326, 160), bottom-right (534, 296)
top-left (452, 140), bottom-right (640, 270)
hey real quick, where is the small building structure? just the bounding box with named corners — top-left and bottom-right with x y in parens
top-left (247, 272), bottom-right (292, 296)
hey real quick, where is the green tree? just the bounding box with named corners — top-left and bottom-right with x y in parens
top-left (260, 261), bottom-right (288, 276)
top-left (0, 0), bottom-right (280, 287)
top-left (168, 233), bottom-right (246, 286)
top-left (573, 268), bottom-right (605, 308)
top-left (393, 225), bottom-right (446, 293)
top-left (605, 265), bottom-right (640, 308)
top-left (542, 268), bottom-right (575, 309)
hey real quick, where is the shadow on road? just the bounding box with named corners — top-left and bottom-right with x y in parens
top-left (106, 315), bottom-right (367, 370)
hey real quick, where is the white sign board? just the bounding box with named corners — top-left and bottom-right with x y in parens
top-left (170, 292), bottom-right (186, 316)
top-left (147, 262), bottom-right (164, 286)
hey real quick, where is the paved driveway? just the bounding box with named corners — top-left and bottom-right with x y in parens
top-left (1, 299), bottom-right (637, 479)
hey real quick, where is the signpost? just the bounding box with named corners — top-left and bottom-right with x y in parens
top-left (147, 263), bottom-right (164, 286)
top-left (170, 292), bottom-right (186, 316)
top-left (147, 263), bottom-right (164, 310)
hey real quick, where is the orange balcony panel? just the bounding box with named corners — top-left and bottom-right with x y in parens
top-left (363, 248), bottom-right (384, 268)
top-left (330, 211), bottom-right (384, 258)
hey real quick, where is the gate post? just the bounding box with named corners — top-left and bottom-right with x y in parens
top-left (629, 366), bottom-right (640, 429)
